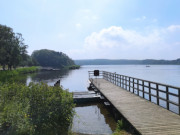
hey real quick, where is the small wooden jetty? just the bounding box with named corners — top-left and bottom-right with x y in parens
top-left (73, 91), bottom-right (100, 103)
top-left (89, 71), bottom-right (180, 135)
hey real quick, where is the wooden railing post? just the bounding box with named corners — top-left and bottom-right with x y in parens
top-left (115, 73), bottom-right (116, 85)
top-left (112, 73), bottom-right (114, 83)
top-left (125, 76), bottom-right (127, 90)
top-left (133, 78), bottom-right (135, 93)
top-left (123, 76), bottom-right (125, 88)
top-left (166, 86), bottom-right (169, 110)
top-left (104, 72), bottom-right (105, 79)
top-left (149, 82), bottom-right (151, 101)
top-left (114, 73), bottom-right (116, 85)
top-left (137, 80), bottom-right (139, 96)
top-left (118, 75), bottom-right (120, 86)
top-left (111, 73), bottom-right (113, 83)
top-left (179, 89), bottom-right (180, 115)
top-left (129, 77), bottom-right (131, 91)
top-left (120, 75), bottom-right (121, 87)
top-left (156, 84), bottom-right (159, 105)
top-left (106, 72), bottom-right (107, 80)
top-left (113, 73), bottom-right (114, 83)
top-left (142, 81), bottom-right (144, 98)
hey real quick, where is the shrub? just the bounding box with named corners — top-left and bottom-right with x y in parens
top-left (0, 82), bottom-right (75, 135)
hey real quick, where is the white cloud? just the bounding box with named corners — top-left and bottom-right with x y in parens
top-left (58, 33), bottom-right (66, 39)
top-left (75, 9), bottom-right (99, 24)
top-left (167, 25), bottom-right (180, 32)
top-left (84, 26), bottom-right (161, 49)
top-left (152, 18), bottom-right (158, 23)
top-left (75, 23), bottom-right (82, 29)
top-left (175, 42), bottom-right (180, 45)
top-left (135, 16), bottom-right (158, 24)
top-left (68, 25), bottom-right (180, 59)
top-left (92, 15), bottom-right (99, 20)
top-left (135, 16), bottom-right (146, 21)
top-left (80, 9), bottom-right (91, 13)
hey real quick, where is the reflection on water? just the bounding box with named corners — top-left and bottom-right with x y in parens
top-left (25, 68), bottom-right (90, 91)
top-left (26, 69), bottom-right (70, 86)
top-left (72, 103), bottom-right (116, 135)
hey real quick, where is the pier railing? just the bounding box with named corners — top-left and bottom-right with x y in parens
top-left (88, 71), bottom-right (180, 115)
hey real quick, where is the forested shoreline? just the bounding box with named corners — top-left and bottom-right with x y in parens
top-left (75, 58), bottom-right (180, 65)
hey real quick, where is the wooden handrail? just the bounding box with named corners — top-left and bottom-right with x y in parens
top-left (88, 70), bottom-right (180, 115)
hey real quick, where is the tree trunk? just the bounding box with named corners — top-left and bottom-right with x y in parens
top-left (13, 65), bottom-right (16, 69)
top-left (3, 65), bottom-right (6, 70)
top-left (8, 65), bottom-right (12, 70)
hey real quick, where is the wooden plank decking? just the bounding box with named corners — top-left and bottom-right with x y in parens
top-left (73, 91), bottom-right (100, 103)
top-left (91, 78), bottom-right (180, 135)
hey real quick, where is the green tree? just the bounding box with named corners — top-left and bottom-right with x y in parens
top-left (31, 49), bottom-right (75, 68)
top-left (19, 54), bottom-right (38, 67)
top-left (0, 24), bottom-right (28, 70)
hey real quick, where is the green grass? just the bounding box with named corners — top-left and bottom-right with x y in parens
top-left (64, 65), bottom-right (80, 69)
top-left (16, 66), bottom-right (39, 74)
top-left (0, 66), bottom-right (39, 82)
top-left (112, 130), bottom-right (130, 135)
top-left (112, 120), bottom-right (131, 135)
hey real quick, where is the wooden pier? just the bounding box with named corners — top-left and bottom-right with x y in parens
top-left (89, 71), bottom-right (180, 135)
top-left (73, 91), bottom-right (100, 103)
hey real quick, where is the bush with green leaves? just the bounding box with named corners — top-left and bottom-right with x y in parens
top-left (0, 82), bottom-right (75, 135)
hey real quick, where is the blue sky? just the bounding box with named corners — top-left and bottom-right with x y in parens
top-left (0, 0), bottom-right (180, 60)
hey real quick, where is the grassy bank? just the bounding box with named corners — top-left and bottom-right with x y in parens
top-left (0, 66), bottom-right (39, 82)
top-left (0, 82), bottom-right (75, 135)
top-left (65, 65), bottom-right (80, 70)
top-left (15, 66), bottom-right (39, 74)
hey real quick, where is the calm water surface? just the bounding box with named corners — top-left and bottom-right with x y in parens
top-left (72, 103), bottom-right (116, 135)
top-left (24, 65), bottom-right (180, 134)
top-left (26, 65), bottom-right (180, 91)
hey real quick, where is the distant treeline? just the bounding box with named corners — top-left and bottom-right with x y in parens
top-left (75, 58), bottom-right (180, 65)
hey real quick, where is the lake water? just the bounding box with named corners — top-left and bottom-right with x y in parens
top-left (26, 65), bottom-right (180, 92)
top-left (71, 103), bottom-right (116, 135)
top-left (24, 65), bottom-right (180, 134)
